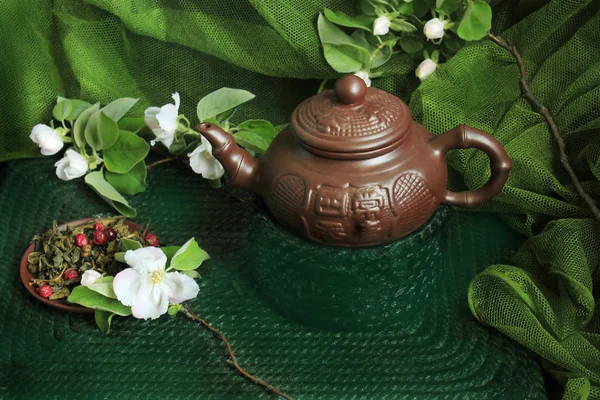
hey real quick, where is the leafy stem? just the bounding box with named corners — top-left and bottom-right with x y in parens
top-left (181, 303), bottom-right (294, 400)
top-left (146, 157), bottom-right (181, 170)
top-left (487, 33), bottom-right (600, 222)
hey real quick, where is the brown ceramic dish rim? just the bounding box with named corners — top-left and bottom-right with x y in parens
top-left (20, 218), bottom-right (144, 314)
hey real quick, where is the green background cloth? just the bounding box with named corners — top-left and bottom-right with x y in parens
top-left (1, 0), bottom-right (599, 398)
top-left (0, 158), bottom-right (546, 399)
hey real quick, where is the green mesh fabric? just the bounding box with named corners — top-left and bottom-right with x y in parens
top-left (1, 0), bottom-right (598, 398)
top-left (0, 158), bottom-right (546, 399)
top-left (409, 0), bottom-right (600, 398)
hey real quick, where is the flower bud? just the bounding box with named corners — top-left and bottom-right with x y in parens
top-left (55, 149), bottom-right (88, 181)
top-left (373, 16), bottom-right (391, 36)
top-left (30, 124), bottom-right (64, 156)
top-left (416, 59), bottom-right (438, 80)
top-left (81, 270), bottom-right (102, 287)
top-left (423, 18), bottom-right (445, 40)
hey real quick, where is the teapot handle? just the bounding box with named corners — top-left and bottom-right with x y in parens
top-left (429, 124), bottom-right (512, 208)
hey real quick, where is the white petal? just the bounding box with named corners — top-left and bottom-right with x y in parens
top-left (30, 124), bottom-right (53, 143)
top-left (156, 104), bottom-right (178, 135)
top-left (171, 92), bottom-right (180, 111)
top-left (373, 16), bottom-right (390, 35)
top-left (188, 147), bottom-right (224, 179)
top-left (130, 280), bottom-right (169, 320)
top-left (353, 71), bottom-right (371, 87)
top-left (113, 268), bottom-right (142, 306)
top-left (124, 247), bottom-right (167, 273)
top-left (81, 270), bottom-right (102, 286)
top-left (37, 129), bottom-right (64, 155)
top-left (144, 107), bottom-right (161, 130)
top-left (416, 59), bottom-right (438, 80)
top-left (161, 272), bottom-right (200, 304)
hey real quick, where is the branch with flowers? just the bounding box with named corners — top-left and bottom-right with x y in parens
top-left (29, 90), bottom-right (276, 216)
top-left (318, 0), bottom-right (492, 84)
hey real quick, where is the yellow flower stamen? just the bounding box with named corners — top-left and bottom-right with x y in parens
top-left (149, 270), bottom-right (166, 285)
top-left (203, 150), bottom-right (212, 160)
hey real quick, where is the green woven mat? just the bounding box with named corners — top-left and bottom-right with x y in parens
top-left (0, 157), bottom-right (546, 399)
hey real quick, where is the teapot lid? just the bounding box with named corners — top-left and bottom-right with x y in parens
top-left (290, 75), bottom-right (412, 160)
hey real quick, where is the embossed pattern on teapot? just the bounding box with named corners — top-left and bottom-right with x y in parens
top-left (196, 75), bottom-right (511, 247)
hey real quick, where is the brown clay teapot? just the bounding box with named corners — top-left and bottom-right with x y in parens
top-left (196, 75), bottom-right (511, 247)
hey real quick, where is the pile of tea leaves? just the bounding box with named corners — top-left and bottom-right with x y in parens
top-left (27, 217), bottom-right (145, 300)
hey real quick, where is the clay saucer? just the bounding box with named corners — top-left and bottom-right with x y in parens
top-left (20, 217), bottom-right (144, 314)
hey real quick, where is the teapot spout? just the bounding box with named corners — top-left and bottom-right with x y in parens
top-left (196, 122), bottom-right (259, 192)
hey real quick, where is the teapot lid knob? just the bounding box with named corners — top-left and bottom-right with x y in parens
top-left (334, 74), bottom-right (367, 105)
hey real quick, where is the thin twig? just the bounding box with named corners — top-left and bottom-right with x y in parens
top-left (146, 158), bottom-right (178, 170)
top-left (487, 33), bottom-right (600, 222)
top-left (182, 303), bottom-right (294, 400)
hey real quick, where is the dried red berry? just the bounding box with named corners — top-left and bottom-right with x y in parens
top-left (38, 285), bottom-right (52, 298)
top-left (94, 222), bottom-right (105, 232)
top-left (105, 227), bottom-right (117, 242)
top-left (74, 233), bottom-right (88, 247)
top-left (145, 233), bottom-right (159, 247)
top-left (93, 230), bottom-right (107, 245)
top-left (64, 269), bottom-right (79, 280)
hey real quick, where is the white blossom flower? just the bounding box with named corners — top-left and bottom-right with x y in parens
top-left (55, 149), bottom-right (88, 181)
top-left (423, 18), bottom-right (445, 40)
top-left (416, 59), bottom-right (438, 80)
top-left (373, 16), bottom-right (391, 35)
top-left (113, 247), bottom-right (200, 320)
top-left (188, 137), bottom-right (225, 180)
top-left (144, 92), bottom-right (180, 149)
top-left (81, 270), bottom-right (102, 286)
top-left (30, 124), bottom-right (64, 156)
top-left (353, 71), bottom-right (371, 87)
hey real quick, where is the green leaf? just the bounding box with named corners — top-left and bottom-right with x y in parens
top-left (53, 99), bottom-right (73, 122)
top-left (389, 19), bottom-right (417, 32)
top-left (167, 304), bottom-right (183, 316)
top-left (197, 88), bottom-right (255, 122)
top-left (457, 0), bottom-right (492, 41)
top-left (100, 98), bottom-right (139, 122)
top-left (73, 102), bottom-right (100, 149)
top-left (85, 98), bottom-right (139, 151)
top-left (118, 117), bottom-right (147, 134)
top-left (399, 35), bottom-right (424, 53)
top-left (84, 172), bottom-right (137, 217)
top-left (318, 14), bottom-right (372, 73)
top-left (234, 130), bottom-right (269, 155)
top-left (351, 30), bottom-right (392, 69)
top-left (323, 8), bottom-right (375, 31)
top-left (95, 310), bottom-right (116, 334)
top-left (120, 238), bottom-right (143, 251)
top-left (358, 0), bottom-right (382, 16)
top-left (169, 238), bottom-right (209, 271)
top-left (57, 98), bottom-right (93, 122)
top-left (160, 246), bottom-right (180, 266)
top-left (103, 130), bottom-right (150, 174)
top-left (105, 161), bottom-right (147, 196)
top-left (87, 276), bottom-right (117, 299)
top-left (216, 108), bottom-right (236, 124)
top-left (67, 100), bottom-right (93, 121)
top-left (444, 34), bottom-right (465, 52)
top-left (236, 119), bottom-right (277, 142)
top-left (98, 111), bottom-right (120, 150)
top-left (68, 285), bottom-right (131, 316)
top-left (180, 270), bottom-right (201, 279)
top-left (114, 252), bottom-right (126, 263)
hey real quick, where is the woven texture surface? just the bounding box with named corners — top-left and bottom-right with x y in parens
top-left (0, 157), bottom-right (546, 399)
